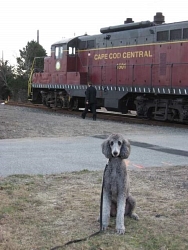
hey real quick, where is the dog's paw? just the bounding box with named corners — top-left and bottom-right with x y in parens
top-left (116, 227), bottom-right (125, 234)
top-left (131, 213), bottom-right (139, 220)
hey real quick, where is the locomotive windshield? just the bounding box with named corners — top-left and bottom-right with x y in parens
top-left (55, 46), bottom-right (63, 59)
top-left (68, 46), bottom-right (76, 55)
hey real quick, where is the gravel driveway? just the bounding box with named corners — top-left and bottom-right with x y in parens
top-left (0, 104), bottom-right (184, 140)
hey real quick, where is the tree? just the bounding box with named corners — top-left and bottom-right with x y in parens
top-left (0, 41), bottom-right (47, 101)
top-left (0, 60), bottom-right (15, 86)
top-left (16, 40), bottom-right (47, 79)
top-left (0, 60), bottom-right (14, 99)
top-left (15, 40), bottom-right (47, 96)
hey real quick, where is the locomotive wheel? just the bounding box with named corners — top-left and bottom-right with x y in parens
top-left (146, 107), bottom-right (155, 119)
top-left (45, 98), bottom-right (51, 108)
top-left (70, 98), bottom-right (79, 110)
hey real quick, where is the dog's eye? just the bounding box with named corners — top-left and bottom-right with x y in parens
top-left (110, 141), bottom-right (114, 146)
top-left (118, 141), bottom-right (122, 146)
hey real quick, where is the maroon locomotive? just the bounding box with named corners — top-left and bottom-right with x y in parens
top-left (29, 12), bottom-right (188, 122)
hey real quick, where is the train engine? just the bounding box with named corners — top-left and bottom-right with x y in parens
top-left (29, 12), bottom-right (188, 123)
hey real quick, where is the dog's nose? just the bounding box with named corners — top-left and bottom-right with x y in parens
top-left (113, 151), bottom-right (118, 157)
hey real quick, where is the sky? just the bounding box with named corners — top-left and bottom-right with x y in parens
top-left (1, 0), bottom-right (188, 65)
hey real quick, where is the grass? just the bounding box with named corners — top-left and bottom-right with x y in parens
top-left (0, 166), bottom-right (188, 250)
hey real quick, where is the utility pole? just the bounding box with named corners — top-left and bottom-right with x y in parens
top-left (37, 30), bottom-right (39, 43)
top-left (2, 50), bottom-right (4, 62)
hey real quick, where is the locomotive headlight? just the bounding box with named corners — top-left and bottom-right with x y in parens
top-left (56, 61), bottom-right (61, 70)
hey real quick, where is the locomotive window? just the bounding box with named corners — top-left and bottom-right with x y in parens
top-left (157, 31), bottom-right (169, 41)
top-left (87, 40), bottom-right (95, 49)
top-left (68, 47), bottom-right (76, 55)
top-left (79, 41), bottom-right (87, 49)
top-left (183, 28), bottom-right (188, 39)
top-left (170, 29), bottom-right (181, 40)
top-left (55, 46), bottom-right (63, 59)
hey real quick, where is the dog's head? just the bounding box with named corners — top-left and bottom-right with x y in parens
top-left (102, 133), bottom-right (131, 159)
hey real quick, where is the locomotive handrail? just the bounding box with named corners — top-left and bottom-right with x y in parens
top-left (28, 57), bottom-right (45, 98)
top-left (28, 58), bottom-right (36, 98)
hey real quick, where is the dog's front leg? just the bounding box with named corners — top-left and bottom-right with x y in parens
top-left (102, 191), bottom-right (111, 231)
top-left (116, 195), bottom-right (126, 234)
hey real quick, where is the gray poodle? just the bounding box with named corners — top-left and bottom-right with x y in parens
top-left (101, 133), bottom-right (139, 234)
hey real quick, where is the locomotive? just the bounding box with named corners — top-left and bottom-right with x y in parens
top-left (28, 12), bottom-right (188, 123)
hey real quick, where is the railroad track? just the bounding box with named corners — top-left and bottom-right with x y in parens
top-left (5, 101), bottom-right (188, 128)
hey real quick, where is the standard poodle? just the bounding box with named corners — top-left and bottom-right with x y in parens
top-left (101, 133), bottom-right (139, 234)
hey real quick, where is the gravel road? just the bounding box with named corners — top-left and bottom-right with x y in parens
top-left (0, 103), bottom-right (185, 140)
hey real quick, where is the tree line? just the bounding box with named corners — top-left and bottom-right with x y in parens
top-left (0, 40), bottom-right (47, 101)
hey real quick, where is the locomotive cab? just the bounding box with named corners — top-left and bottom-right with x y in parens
top-left (46, 37), bottom-right (89, 86)
top-left (31, 37), bottom-right (89, 108)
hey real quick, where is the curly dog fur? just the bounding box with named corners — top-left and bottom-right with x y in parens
top-left (101, 133), bottom-right (139, 234)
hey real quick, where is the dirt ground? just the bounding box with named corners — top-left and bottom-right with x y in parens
top-left (0, 103), bottom-right (188, 250)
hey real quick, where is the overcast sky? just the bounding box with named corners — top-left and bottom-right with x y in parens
top-left (1, 0), bottom-right (188, 64)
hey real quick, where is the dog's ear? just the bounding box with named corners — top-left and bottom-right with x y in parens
top-left (101, 139), bottom-right (112, 159)
top-left (120, 139), bottom-right (131, 159)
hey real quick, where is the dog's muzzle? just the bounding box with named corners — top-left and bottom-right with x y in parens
top-left (112, 151), bottom-right (119, 157)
